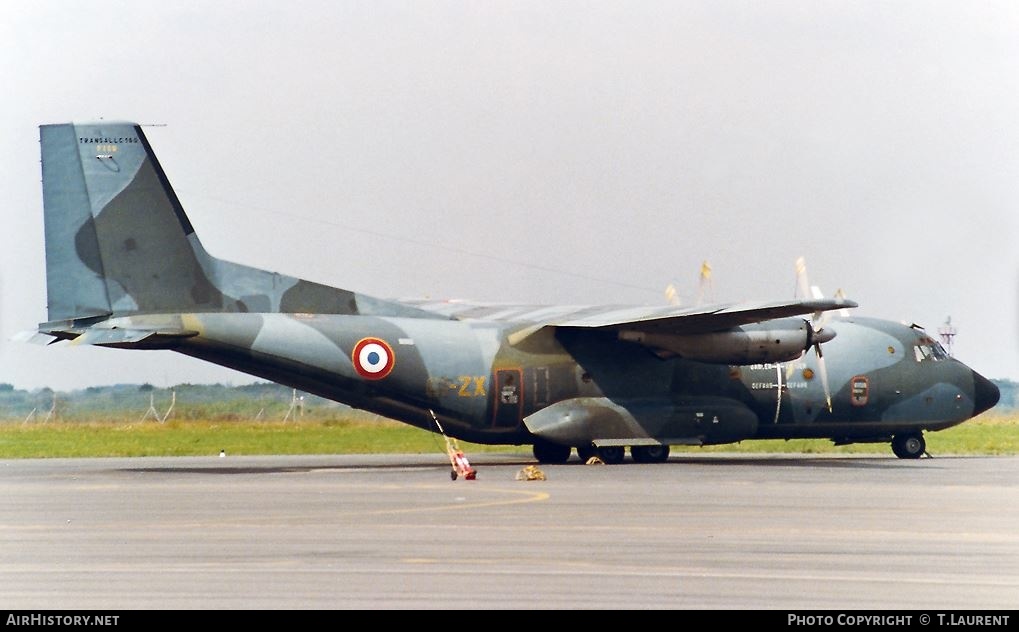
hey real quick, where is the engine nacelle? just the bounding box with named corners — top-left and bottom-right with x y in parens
top-left (619, 317), bottom-right (812, 364)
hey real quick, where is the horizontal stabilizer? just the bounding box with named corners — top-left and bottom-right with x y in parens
top-left (69, 326), bottom-right (198, 347)
top-left (70, 326), bottom-right (193, 346)
top-left (11, 330), bottom-right (64, 346)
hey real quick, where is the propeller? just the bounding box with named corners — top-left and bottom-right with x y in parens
top-left (807, 322), bottom-right (834, 413)
top-left (795, 256), bottom-right (843, 412)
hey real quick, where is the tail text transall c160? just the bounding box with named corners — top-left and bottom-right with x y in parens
top-left (29, 122), bottom-right (999, 463)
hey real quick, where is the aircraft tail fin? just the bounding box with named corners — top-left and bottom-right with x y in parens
top-left (39, 122), bottom-right (413, 324)
top-left (40, 122), bottom-right (233, 321)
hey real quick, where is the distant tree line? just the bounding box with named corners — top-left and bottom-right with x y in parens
top-left (0, 382), bottom-right (353, 422)
top-left (0, 379), bottom-right (1015, 421)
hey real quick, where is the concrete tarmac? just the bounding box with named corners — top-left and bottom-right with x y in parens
top-left (1, 453), bottom-right (1017, 609)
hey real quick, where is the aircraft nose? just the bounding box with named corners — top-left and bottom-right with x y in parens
top-left (972, 371), bottom-right (1000, 416)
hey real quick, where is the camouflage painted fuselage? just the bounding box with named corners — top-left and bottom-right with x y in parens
top-left (34, 121), bottom-right (999, 458)
top-left (72, 310), bottom-right (995, 448)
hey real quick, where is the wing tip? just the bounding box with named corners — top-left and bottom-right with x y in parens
top-left (803, 298), bottom-right (858, 311)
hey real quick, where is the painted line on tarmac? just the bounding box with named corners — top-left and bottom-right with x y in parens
top-left (364, 484), bottom-right (550, 516)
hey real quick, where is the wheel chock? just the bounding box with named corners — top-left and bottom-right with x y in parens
top-left (516, 465), bottom-right (546, 481)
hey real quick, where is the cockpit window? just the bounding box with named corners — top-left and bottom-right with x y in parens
top-left (914, 336), bottom-right (949, 362)
top-left (931, 340), bottom-right (949, 359)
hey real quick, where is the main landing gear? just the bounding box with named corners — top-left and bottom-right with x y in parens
top-left (532, 441), bottom-right (671, 464)
top-left (532, 440), bottom-right (572, 464)
top-left (891, 433), bottom-right (926, 459)
top-left (631, 445), bottom-right (671, 464)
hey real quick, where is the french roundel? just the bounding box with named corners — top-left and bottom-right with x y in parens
top-left (351, 337), bottom-right (395, 380)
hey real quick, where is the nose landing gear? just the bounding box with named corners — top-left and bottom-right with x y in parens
top-left (891, 433), bottom-right (926, 459)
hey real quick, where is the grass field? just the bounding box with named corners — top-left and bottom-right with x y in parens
top-left (0, 412), bottom-right (1014, 459)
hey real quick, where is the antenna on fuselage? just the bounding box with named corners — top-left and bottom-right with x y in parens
top-left (938, 316), bottom-right (957, 357)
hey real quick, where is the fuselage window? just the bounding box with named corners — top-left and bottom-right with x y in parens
top-left (930, 340), bottom-right (950, 360)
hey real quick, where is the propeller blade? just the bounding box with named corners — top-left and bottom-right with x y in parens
top-left (795, 256), bottom-right (810, 299)
top-left (695, 261), bottom-right (712, 307)
top-left (795, 256), bottom-right (843, 413)
top-left (664, 283), bottom-right (680, 306)
top-left (815, 342), bottom-right (832, 413)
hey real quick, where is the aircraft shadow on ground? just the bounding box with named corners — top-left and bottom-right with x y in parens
top-left (118, 454), bottom-right (936, 476)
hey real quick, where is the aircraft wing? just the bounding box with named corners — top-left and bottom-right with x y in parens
top-left (400, 296), bottom-right (856, 363)
top-left (399, 297), bottom-right (856, 333)
top-left (548, 298), bottom-right (856, 333)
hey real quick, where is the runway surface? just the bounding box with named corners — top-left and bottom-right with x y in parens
top-left (2, 452), bottom-right (1017, 609)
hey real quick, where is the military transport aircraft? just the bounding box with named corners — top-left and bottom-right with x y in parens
top-left (28, 122), bottom-right (999, 463)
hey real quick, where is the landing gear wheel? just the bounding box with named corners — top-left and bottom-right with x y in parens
top-left (533, 440), bottom-right (571, 464)
top-left (577, 445), bottom-right (597, 462)
top-left (631, 445), bottom-right (671, 464)
top-left (450, 469), bottom-right (458, 480)
top-left (891, 433), bottom-right (925, 459)
top-left (598, 446), bottom-right (626, 465)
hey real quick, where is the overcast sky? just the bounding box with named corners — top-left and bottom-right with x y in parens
top-left (3, 1), bottom-right (1017, 391)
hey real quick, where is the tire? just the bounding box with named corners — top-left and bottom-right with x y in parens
top-left (533, 440), bottom-right (572, 464)
top-left (450, 469), bottom-right (458, 480)
top-left (598, 446), bottom-right (626, 465)
top-left (631, 445), bottom-right (670, 464)
top-left (891, 433), bottom-right (925, 459)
